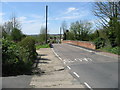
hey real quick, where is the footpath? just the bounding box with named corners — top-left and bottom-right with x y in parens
top-left (30, 48), bottom-right (84, 88)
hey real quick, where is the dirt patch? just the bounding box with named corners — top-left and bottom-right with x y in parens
top-left (30, 48), bottom-right (84, 88)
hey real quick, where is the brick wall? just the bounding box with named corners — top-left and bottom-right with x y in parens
top-left (62, 40), bottom-right (96, 49)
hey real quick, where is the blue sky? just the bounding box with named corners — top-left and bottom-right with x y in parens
top-left (1, 2), bottom-right (99, 35)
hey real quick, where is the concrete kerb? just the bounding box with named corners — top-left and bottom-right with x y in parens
top-left (51, 48), bottom-right (65, 64)
top-left (51, 48), bottom-right (72, 72)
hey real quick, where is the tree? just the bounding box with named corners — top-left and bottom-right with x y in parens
top-left (3, 15), bottom-right (21, 35)
top-left (69, 20), bottom-right (92, 41)
top-left (61, 21), bottom-right (67, 32)
top-left (61, 21), bottom-right (68, 40)
top-left (3, 21), bottom-right (13, 35)
top-left (11, 28), bottom-right (23, 42)
top-left (93, 2), bottom-right (120, 47)
top-left (70, 22), bottom-right (77, 40)
top-left (39, 26), bottom-right (46, 43)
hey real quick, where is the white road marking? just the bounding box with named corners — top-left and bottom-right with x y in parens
top-left (73, 72), bottom-right (80, 78)
top-left (83, 58), bottom-right (88, 61)
top-left (84, 82), bottom-right (93, 90)
top-left (79, 59), bottom-right (82, 62)
top-left (67, 66), bottom-right (71, 69)
top-left (75, 59), bottom-right (77, 61)
top-left (51, 48), bottom-right (62, 61)
top-left (87, 58), bottom-right (92, 61)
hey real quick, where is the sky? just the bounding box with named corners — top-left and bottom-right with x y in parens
top-left (1, 2), bottom-right (99, 35)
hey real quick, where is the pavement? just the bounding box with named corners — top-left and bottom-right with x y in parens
top-left (30, 48), bottom-right (84, 88)
top-left (53, 43), bottom-right (119, 88)
top-left (2, 75), bottom-right (32, 88)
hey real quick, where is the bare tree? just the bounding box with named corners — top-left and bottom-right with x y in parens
top-left (61, 21), bottom-right (67, 33)
top-left (93, 1), bottom-right (120, 47)
top-left (93, 2), bottom-right (120, 28)
top-left (3, 14), bottom-right (21, 35)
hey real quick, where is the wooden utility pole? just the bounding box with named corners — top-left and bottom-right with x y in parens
top-left (60, 27), bottom-right (62, 43)
top-left (45, 5), bottom-right (48, 44)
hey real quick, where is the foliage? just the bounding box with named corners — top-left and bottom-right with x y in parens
top-left (2, 39), bottom-right (34, 76)
top-left (11, 28), bottom-right (23, 42)
top-left (69, 20), bottom-right (92, 41)
top-left (39, 26), bottom-right (46, 43)
top-left (93, 2), bottom-right (120, 47)
top-left (100, 46), bottom-right (120, 55)
top-left (36, 44), bottom-right (50, 49)
top-left (19, 36), bottom-right (37, 62)
top-left (94, 37), bottom-right (105, 49)
top-left (2, 37), bottom-right (38, 76)
top-left (110, 46), bottom-right (120, 55)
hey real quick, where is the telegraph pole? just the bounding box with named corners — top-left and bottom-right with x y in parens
top-left (60, 27), bottom-right (62, 43)
top-left (45, 5), bottom-right (48, 44)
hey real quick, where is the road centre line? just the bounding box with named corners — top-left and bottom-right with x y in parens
top-left (73, 72), bottom-right (80, 78)
top-left (84, 82), bottom-right (93, 90)
top-left (67, 66), bottom-right (71, 69)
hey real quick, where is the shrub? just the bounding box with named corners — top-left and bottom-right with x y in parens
top-left (2, 39), bottom-right (19, 65)
top-left (110, 46), bottom-right (120, 55)
top-left (2, 39), bottom-right (31, 76)
top-left (11, 28), bottom-right (23, 42)
top-left (19, 37), bottom-right (38, 63)
top-left (94, 37), bottom-right (105, 49)
top-left (2, 37), bottom-right (38, 76)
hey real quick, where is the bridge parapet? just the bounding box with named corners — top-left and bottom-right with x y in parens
top-left (62, 40), bottom-right (96, 50)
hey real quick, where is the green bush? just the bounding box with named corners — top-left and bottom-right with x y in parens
top-left (94, 37), bottom-right (105, 49)
top-left (2, 39), bottom-right (32, 76)
top-left (2, 37), bottom-right (38, 76)
top-left (11, 28), bottom-right (23, 42)
top-left (19, 37), bottom-right (38, 62)
top-left (2, 39), bottom-right (19, 65)
top-left (110, 46), bottom-right (120, 55)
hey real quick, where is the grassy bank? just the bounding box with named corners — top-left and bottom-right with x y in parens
top-left (99, 46), bottom-right (120, 55)
top-left (36, 44), bottom-right (50, 49)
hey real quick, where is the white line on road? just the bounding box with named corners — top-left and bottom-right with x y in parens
top-left (51, 48), bottom-right (62, 61)
top-left (87, 58), bottom-right (92, 61)
top-left (67, 66), bottom-right (71, 69)
top-left (73, 72), bottom-right (80, 78)
top-left (79, 59), bottom-right (82, 62)
top-left (75, 59), bottom-right (77, 61)
top-left (84, 58), bottom-right (88, 61)
top-left (84, 82), bottom-right (93, 90)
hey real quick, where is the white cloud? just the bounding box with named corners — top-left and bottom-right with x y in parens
top-left (30, 14), bottom-right (42, 19)
top-left (17, 16), bottom-right (27, 22)
top-left (0, 13), bottom-right (5, 24)
top-left (0, 12), bottom-right (5, 16)
top-left (22, 21), bottom-right (42, 35)
top-left (65, 7), bottom-right (79, 14)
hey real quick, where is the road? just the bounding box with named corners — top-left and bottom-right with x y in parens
top-left (53, 43), bottom-right (118, 88)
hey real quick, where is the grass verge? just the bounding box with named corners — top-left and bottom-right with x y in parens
top-left (99, 46), bottom-right (120, 55)
top-left (36, 44), bottom-right (50, 49)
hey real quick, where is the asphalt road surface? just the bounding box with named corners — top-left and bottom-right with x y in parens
top-left (53, 43), bottom-right (119, 89)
